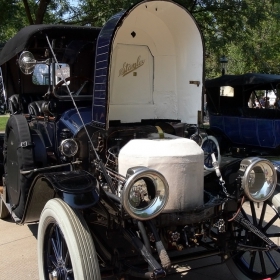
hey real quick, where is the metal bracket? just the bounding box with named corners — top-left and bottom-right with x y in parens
top-left (18, 141), bottom-right (33, 149)
top-left (189, 81), bottom-right (200, 87)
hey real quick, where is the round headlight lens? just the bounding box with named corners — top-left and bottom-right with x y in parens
top-left (59, 139), bottom-right (78, 157)
top-left (240, 157), bottom-right (276, 202)
top-left (122, 167), bottom-right (169, 220)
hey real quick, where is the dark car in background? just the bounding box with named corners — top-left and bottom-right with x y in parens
top-left (0, 2), bottom-right (280, 280)
top-left (205, 73), bottom-right (280, 156)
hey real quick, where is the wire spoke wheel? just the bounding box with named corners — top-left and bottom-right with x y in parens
top-left (201, 136), bottom-right (221, 171)
top-left (38, 198), bottom-right (101, 280)
top-left (227, 196), bottom-right (280, 280)
top-left (46, 222), bottom-right (74, 279)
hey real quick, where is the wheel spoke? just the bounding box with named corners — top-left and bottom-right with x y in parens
top-left (259, 202), bottom-right (267, 227)
top-left (250, 201), bottom-right (257, 225)
top-left (51, 227), bottom-right (63, 262)
top-left (51, 238), bottom-right (60, 262)
top-left (258, 251), bottom-right (267, 275)
top-left (241, 207), bottom-right (250, 221)
top-left (61, 233), bottom-right (68, 263)
top-left (249, 251), bottom-right (256, 271)
top-left (55, 226), bottom-right (63, 259)
top-left (205, 154), bottom-right (211, 161)
top-left (265, 250), bottom-right (280, 271)
top-left (64, 250), bottom-right (71, 267)
top-left (49, 255), bottom-right (59, 268)
top-left (228, 198), bottom-right (280, 279)
top-left (267, 232), bottom-right (280, 238)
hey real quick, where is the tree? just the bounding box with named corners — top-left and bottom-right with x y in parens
top-left (21, 0), bottom-right (80, 24)
top-left (64, 0), bottom-right (138, 26)
top-left (0, 0), bottom-right (28, 45)
top-left (226, 1), bottom-right (280, 75)
top-left (74, 0), bottom-right (280, 77)
top-left (191, 0), bottom-right (280, 77)
top-left (1, 0), bottom-right (280, 79)
top-left (0, 0), bottom-right (80, 46)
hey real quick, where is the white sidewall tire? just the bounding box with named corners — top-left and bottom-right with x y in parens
top-left (201, 135), bottom-right (221, 171)
top-left (38, 198), bottom-right (101, 280)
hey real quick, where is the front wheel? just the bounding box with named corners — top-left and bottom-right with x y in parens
top-left (201, 135), bottom-right (221, 171)
top-left (38, 198), bottom-right (101, 280)
top-left (227, 191), bottom-right (280, 279)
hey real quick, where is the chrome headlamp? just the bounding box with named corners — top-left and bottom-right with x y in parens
top-left (121, 167), bottom-right (169, 220)
top-left (239, 157), bottom-right (277, 202)
top-left (59, 139), bottom-right (78, 157)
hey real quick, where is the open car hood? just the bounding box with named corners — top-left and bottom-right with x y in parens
top-left (92, 0), bottom-right (205, 128)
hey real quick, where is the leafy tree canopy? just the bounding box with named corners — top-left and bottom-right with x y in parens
top-left (0, 0), bottom-right (280, 78)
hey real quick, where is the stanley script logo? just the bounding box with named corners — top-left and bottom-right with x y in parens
top-left (119, 56), bottom-right (145, 77)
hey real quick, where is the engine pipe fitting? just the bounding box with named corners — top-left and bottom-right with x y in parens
top-left (122, 228), bottom-right (165, 275)
top-left (146, 220), bottom-right (171, 270)
top-left (138, 221), bottom-right (152, 253)
top-left (138, 221), bottom-right (153, 272)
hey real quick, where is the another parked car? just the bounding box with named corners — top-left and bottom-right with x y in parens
top-left (0, 2), bottom-right (280, 280)
top-left (205, 73), bottom-right (280, 156)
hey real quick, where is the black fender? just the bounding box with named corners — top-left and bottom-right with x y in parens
top-left (21, 170), bottom-right (100, 224)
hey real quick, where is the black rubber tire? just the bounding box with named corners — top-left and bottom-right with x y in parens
top-left (38, 198), bottom-right (101, 280)
top-left (226, 187), bottom-right (280, 279)
top-left (0, 195), bottom-right (9, 219)
top-left (3, 115), bottom-right (35, 219)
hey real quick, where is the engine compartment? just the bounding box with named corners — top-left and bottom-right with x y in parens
top-left (75, 122), bottom-right (204, 213)
top-left (119, 137), bottom-right (204, 212)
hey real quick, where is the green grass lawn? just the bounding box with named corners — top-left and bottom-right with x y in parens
top-left (0, 116), bottom-right (9, 131)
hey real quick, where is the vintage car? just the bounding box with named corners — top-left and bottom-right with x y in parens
top-left (0, 1), bottom-right (280, 280)
top-left (205, 73), bottom-right (280, 157)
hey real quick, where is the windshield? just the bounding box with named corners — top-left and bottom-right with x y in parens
top-left (32, 63), bottom-right (70, 86)
top-left (31, 40), bottom-right (95, 97)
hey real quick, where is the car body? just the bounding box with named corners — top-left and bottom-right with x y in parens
top-left (205, 73), bottom-right (280, 156)
top-left (0, 2), bottom-right (280, 280)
